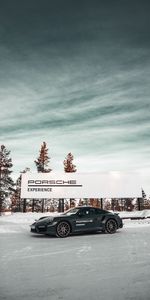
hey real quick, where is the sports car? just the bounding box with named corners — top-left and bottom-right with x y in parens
top-left (30, 206), bottom-right (123, 238)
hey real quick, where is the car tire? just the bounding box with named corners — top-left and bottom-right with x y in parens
top-left (56, 221), bottom-right (71, 238)
top-left (105, 219), bottom-right (117, 234)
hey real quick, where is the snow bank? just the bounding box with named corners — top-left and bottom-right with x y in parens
top-left (0, 212), bottom-right (59, 224)
top-left (123, 218), bottom-right (150, 228)
top-left (118, 210), bottom-right (150, 219)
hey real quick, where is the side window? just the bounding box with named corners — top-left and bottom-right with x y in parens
top-left (89, 208), bottom-right (96, 215)
top-left (79, 209), bottom-right (90, 216)
top-left (95, 209), bottom-right (104, 215)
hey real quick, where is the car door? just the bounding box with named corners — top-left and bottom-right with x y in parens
top-left (75, 207), bottom-right (97, 232)
top-left (91, 208), bottom-right (106, 230)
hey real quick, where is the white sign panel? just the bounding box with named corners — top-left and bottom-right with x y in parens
top-left (20, 172), bottom-right (146, 198)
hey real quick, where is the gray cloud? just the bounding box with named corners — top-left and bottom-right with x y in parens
top-left (0, 0), bottom-right (150, 177)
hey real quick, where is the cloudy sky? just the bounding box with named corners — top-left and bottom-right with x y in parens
top-left (0, 0), bottom-right (150, 178)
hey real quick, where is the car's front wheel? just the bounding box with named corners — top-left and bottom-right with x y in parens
top-left (105, 219), bottom-right (117, 234)
top-left (56, 221), bottom-right (71, 238)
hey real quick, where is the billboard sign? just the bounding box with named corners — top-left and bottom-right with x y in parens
top-left (20, 172), bottom-right (145, 199)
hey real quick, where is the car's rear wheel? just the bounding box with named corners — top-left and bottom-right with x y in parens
top-left (56, 221), bottom-right (71, 238)
top-left (105, 219), bottom-right (117, 234)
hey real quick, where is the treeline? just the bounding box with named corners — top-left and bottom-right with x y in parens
top-left (0, 142), bottom-right (150, 214)
top-left (0, 142), bottom-right (76, 214)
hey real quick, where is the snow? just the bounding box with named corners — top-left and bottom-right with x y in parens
top-left (119, 209), bottom-right (150, 219)
top-left (1, 210), bottom-right (150, 300)
top-left (0, 212), bottom-right (57, 224)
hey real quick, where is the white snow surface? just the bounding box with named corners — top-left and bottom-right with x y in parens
top-left (1, 210), bottom-right (150, 300)
top-left (0, 210), bottom-right (150, 233)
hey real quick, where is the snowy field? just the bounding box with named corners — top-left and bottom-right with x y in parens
top-left (0, 211), bottom-right (150, 300)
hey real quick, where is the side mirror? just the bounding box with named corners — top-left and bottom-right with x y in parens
top-left (78, 212), bottom-right (83, 217)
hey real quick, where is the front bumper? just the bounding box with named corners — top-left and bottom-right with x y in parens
top-left (30, 224), bottom-right (47, 234)
top-left (30, 223), bottom-right (57, 235)
top-left (118, 219), bottom-right (123, 228)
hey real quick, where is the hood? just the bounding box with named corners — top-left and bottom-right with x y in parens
top-left (36, 216), bottom-right (54, 224)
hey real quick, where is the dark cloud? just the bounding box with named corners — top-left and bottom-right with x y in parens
top-left (0, 0), bottom-right (150, 175)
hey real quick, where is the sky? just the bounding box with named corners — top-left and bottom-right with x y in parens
top-left (0, 0), bottom-right (150, 179)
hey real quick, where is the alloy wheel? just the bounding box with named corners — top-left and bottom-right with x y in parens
top-left (105, 219), bottom-right (117, 234)
top-left (56, 221), bottom-right (71, 238)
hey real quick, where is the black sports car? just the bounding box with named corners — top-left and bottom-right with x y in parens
top-left (30, 206), bottom-right (123, 238)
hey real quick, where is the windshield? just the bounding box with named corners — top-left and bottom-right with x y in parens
top-left (63, 207), bottom-right (80, 215)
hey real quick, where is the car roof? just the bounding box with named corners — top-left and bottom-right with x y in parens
top-left (76, 206), bottom-right (101, 209)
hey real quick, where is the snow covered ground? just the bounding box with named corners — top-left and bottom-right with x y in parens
top-left (0, 210), bottom-right (150, 300)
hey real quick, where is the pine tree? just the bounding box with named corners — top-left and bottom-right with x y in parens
top-left (141, 188), bottom-right (146, 199)
top-left (35, 142), bottom-right (52, 173)
top-left (34, 142), bottom-right (52, 213)
top-left (11, 168), bottom-right (30, 212)
top-left (0, 145), bottom-right (14, 215)
top-left (63, 152), bottom-right (76, 209)
top-left (63, 152), bottom-right (76, 173)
